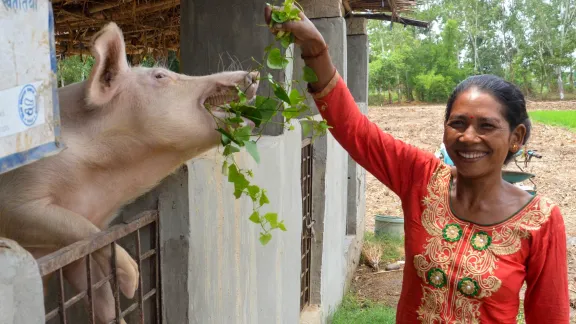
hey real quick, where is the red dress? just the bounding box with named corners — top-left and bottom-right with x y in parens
top-left (311, 70), bottom-right (570, 323)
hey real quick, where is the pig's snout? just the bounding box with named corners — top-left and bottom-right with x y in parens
top-left (246, 71), bottom-right (260, 86)
top-left (243, 71), bottom-right (260, 98)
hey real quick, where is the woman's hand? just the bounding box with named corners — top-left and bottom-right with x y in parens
top-left (264, 5), bottom-right (326, 58)
top-left (263, 4), bottom-right (336, 92)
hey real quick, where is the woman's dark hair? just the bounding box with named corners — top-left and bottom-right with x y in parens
top-left (445, 74), bottom-right (531, 164)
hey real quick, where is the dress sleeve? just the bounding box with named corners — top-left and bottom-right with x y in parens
top-left (310, 70), bottom-right (440, 200)
top-left (523, 204), bottom-right (570, 323)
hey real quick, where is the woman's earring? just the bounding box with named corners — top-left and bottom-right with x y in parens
top-left (513, 144), bottom-right (518, 151)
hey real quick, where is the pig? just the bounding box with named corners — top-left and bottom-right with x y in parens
top-left (0, 22), bottom-right (259, 324)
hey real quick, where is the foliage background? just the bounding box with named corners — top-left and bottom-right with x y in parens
top-left (367, 0), bottom-right (576, 105)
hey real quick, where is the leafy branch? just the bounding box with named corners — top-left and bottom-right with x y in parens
top-left (205, 0), bottom-right (330, 245)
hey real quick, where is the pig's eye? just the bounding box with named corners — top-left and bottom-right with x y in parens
top-left (154, 72), bottom-right (167, 79)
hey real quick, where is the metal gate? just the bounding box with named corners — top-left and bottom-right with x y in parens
top-left (37, 210), bottom-right (162, 324)
top-left (300, 139), bottom-right (313, 310)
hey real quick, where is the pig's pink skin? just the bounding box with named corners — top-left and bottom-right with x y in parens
top-left (0, 22), bottom-right (259, 324)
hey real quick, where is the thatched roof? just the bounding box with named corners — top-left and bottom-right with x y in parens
top-left (52, 0), bottom-right (426, 59)
top-left (344, 0), bottom-right (429, 28)
top-left (52, 0), bottom-right (180, 59)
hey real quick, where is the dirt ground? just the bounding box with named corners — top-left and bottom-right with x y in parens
top-left (353, 101), bottom-right (576, 315)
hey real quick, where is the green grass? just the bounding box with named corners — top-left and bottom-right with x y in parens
top-left (529, 110), bottom-right (576, 131)
top-left (361, 231), bottom-right (405, 265)
top-left (331, 293), bottom-right (396, 324)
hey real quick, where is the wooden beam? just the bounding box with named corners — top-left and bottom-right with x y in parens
top-left (349, 12), bottom-right (428, 28)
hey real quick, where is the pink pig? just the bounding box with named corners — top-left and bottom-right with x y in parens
top-left (0, 22), bottom-right (259, 324)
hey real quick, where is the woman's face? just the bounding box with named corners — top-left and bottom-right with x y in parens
top-left (443, 88), bottom-right (525, 179)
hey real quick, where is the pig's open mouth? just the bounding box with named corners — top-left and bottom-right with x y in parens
top-left (203, 85), bottom-right (257, 129)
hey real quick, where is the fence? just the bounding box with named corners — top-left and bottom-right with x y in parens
top-left (37, 210), bottom-right (162, 324)
top-left (300, 138), bottom-right (313, 311)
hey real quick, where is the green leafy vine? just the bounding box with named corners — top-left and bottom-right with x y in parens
top-left (205, 0), bottom-right (330, 245)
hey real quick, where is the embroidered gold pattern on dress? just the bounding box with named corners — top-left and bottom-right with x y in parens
top-left (414, 163), bottom-right (556, 323)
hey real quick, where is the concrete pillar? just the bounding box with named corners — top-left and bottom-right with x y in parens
top-left (292, 16), bottom-right (347, 115)
top-left (0, 238), bottom-right (45, 324)
top-left (345, 17), bottom-right (368, 237)
top-left (291, 1), bottom-right (350, 321)
top-left (343, 17), bottom-right (369, 295)
top-left (180, 0), bottom-right (293, 136)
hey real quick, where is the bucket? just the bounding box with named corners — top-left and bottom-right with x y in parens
top-left (374, 215), bottom-right (404, 238)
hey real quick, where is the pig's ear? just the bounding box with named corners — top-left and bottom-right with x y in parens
top-left (85, 22), bottom-right (130, 107)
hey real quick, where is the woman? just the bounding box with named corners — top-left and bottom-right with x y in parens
top-left (264, 6), bottom-right (570, 323)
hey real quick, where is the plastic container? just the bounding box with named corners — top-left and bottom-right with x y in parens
top-left (374, 215), bottom-right (404, 238)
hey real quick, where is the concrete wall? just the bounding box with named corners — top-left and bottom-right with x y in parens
top-left (180, 0), bottom-right (293, 136)
top-left (319, 131), bottom-right (349, 319)
top-left (0, 238), bottom-right (45, 324)
top-left (186, 120), bottom-right (303, 324)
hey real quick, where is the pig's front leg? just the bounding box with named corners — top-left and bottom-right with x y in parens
top-left (64, 256), bottom-right (130, 324)
top-left (4, 203), bottom-right (139, 300)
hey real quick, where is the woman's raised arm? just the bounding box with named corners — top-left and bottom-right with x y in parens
top-left (264, 5), bottom-right (440, 198)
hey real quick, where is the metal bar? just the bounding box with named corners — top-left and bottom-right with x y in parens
top-left (141, 249), bottom-right (156, 260)
top-left (121, 301), bottom-right (140, 318)
top-left (144, 288), bottom-right (157, 301)
top-left (155, 215), bottom-right (162, 324)
top-left (93, 273), bottom-right (114, 290)
top-left (37, 211), bottom-right (158, 276)
top-left (58, 268), bottom-right (67, 324)
top-left (111, 242), bottom-right (122, 323)
top-left (86, 254), bottom-right (95, 324)
top-left (63, 290), bottom-right (86, 310)
top-left (136, 229), bottom-right (145, 323)
top-left (45, 308), bottom-right (59, 321)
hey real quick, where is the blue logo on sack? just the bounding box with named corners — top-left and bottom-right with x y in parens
top-left (18, 84), bottom-right (38, 126)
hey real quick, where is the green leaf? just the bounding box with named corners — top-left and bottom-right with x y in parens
top-left (217, 128), bottom-right (240, 145)
top-left (249, 211), bottom-right (261, 224)
top-left (226, 117), bottom-right (244, 124)
top-left (223, 144), bottom-right (240, 156)
top-left (247, 185), bottom-right (260, 201)
top-left (301, 121), bottom-right (312, 137)
top-left (264, 44), bottom-right (274, 54)
top-left (236, 86), bottom-right (247, 104)
top-left (264, 212), bottom-right (278, 228)
top-left (282, 107), bottom-right (302, 119)
top-left (228, 164), bottom-right (249, 198)
top-left (259, 190), bottom-right (270, 206)
top-left (241, 110), bottom-right (263, 127)
top-left (278, 221), bottom-right (287, 231)
top-left (271, 10), bottom-right (288, 23)
top-left (232, 126), bottom-right (252, 142)
top-left (273, 84), bottom-right (291, 104)
top-left (289, 89), bottom-right (304, 105)
top-left (260, 232), bottom-right (273, 245)
top-left (289, 7), bottom-right (301, 19)
top-left (244, 140), bottom-right (260, 163)
top-left (303, 66), bottom-right (319, 83)
top-left (255, 96), bottom-right (279, 123)
top-left (222, 161), bottom-right (228, 176)
top-left (280, 34), bottom-right (293, 49)
top-left (267, 48), bottom-right (289, 70)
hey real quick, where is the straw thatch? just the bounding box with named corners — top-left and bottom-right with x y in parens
top-left (52, 0), bottom-right (180, 60)
top-left (346, 0), bottom-right (417, 13)
top-left (344, 0), bottom-right (429, 28)
top-left (51, 0), bottom-right (425, 59)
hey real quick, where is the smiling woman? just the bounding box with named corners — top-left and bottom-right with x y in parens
top-left (263, 6), bottom-right (570, 323)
